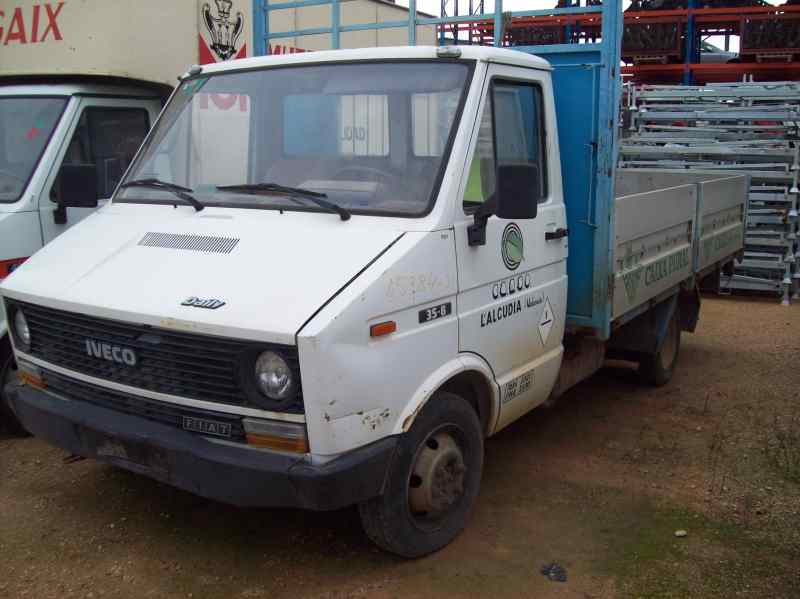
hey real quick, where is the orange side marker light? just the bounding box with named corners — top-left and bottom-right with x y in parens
top-left (370, 321), bottom-right (397, 338)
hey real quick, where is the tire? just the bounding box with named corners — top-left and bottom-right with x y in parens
top-left (638, 310), bottom-right (681, 387)
top-left (358, 392), bottom-right (484, 558)
top-left (0, 347), bottom-right (30, 436)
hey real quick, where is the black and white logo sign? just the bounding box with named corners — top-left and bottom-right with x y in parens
top-left (85, 339), bottom-right (137, 366)
top-left (501, 223), bottom-right (524, 271)
top-left (182, 416), bottom-right (232, 438)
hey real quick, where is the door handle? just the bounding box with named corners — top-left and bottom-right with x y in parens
top-left (545, 228), bottom-right (569, 241)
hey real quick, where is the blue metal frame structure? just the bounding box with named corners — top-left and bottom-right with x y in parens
top-left (251, 0), bottom-right (624, 339)
top-left (683, 0), bottom-right (696, 85)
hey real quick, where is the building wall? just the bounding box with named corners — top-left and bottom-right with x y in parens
top-left (0, 0), bottom-right (256, 85)
top-left (266, 0), bottom-right (437, 53)
top-left (0, 1), bottom-right (202, 86)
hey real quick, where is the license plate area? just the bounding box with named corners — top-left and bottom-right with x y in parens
top-left (89, 432), bottom-right (168, 476)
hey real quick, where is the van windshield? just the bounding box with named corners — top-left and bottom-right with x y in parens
top-left (0, 97), bottom-right (68, 203)
top-left (117, 61), bottom-right (472, 217)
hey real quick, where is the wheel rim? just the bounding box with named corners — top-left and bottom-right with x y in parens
top-left (659, 317), bottom-right (678, 371)
top-left (408, 427), bottom-right (467, 529)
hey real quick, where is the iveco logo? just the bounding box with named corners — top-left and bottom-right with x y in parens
top-left (85, 339), bottom-right (138, 366)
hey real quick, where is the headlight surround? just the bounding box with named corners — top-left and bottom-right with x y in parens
top-left (12, 308), bottom-right (31, 350)
top-left (254, 350), bottom-right (296, 402)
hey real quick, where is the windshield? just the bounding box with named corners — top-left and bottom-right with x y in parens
top-left (0, 97), bottom-right (68, 203)
top-left (117, 61), bottom-right (472, 216)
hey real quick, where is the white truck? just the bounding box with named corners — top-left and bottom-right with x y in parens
top-left (0, 0), bottom-right (252, 433)
top-left (0, 35), bottom-right (748, 557)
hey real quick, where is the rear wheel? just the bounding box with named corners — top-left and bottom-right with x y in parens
top-left (358, 392), bottom-right (483, 558)
top-left (638, 310), bottom-right (681, 387)
top-left (0, 345), bottom-right (29, 436)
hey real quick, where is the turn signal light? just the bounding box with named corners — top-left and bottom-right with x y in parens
top-left (19, 371), bottom-right (46, 389)
top-left (242, 418), bottom-right (309, 453)
top-left (245, 433), bottom-right (309, 453)
top-left (17, 361), bottom-right (45, 389)
top-left (370, 321), bottom-right (396, 338)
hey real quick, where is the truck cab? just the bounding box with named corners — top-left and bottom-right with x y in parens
top-left (0, 81), bottom-right (162, 432)
top-left (0, 43), bottom-right (746, 557)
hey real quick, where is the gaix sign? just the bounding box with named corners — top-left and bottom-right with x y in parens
top-left (0, 2), bottom-right (65, 46)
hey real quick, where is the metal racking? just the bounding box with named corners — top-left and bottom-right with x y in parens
top-left (621, 81), bottom-right (800, 303)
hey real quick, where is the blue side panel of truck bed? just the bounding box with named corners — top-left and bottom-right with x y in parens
top-left (517, 5), bottom-right (622, 339)
top-left (534, 49), bottom-right (603, 324)
top-left (528, 37), bottom-right (622, 339)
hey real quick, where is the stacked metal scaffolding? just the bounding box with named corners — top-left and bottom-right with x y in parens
top-left (620, 81), bottom-right (800, 303)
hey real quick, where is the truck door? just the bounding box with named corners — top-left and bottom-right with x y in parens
top-left (38, 97), bottom-right (159, 242)
top-left (454, 65), bottom-right (568, 432)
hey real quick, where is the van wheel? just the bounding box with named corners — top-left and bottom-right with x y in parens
top-left (638, 311), bottom-right (681, 387)
top-left (0, 349), bottom-right (30, 436)
top-left (358, 393), bottom-right (483, 558)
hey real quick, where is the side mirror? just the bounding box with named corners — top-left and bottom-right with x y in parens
top-left (58, 164), bottom-right (99, 208)
top-left (495, 164), bottom-right (539, 220)
top-left (54, 164), bottom-right (98, 224)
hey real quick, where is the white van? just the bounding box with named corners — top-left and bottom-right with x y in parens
top-left (0, 82), bottom-right (163, 432)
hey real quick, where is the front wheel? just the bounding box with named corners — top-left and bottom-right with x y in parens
top-left (638, 310), bottom-right (681, 387)
top-left (358, 392), bottom-right (484, 558)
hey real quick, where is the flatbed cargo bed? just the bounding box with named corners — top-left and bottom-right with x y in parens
top-left (611, 169), bottom-right (747, 319)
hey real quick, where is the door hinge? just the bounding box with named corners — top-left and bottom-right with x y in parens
top-left (608, 273), bottom-right (615, 302)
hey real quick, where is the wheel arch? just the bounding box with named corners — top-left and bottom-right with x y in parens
top-left (394, 354), bottom-right (499, 438)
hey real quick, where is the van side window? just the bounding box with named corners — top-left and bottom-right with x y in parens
top-left (463, 97), bottom-right (495, 210)
top-left (57, 107), bottom-right (150, 200)
top-left (463, 80), bottom-right (548, 212)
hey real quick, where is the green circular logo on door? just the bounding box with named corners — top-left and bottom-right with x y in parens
top-left (501, 223), bottom-right (524, 271)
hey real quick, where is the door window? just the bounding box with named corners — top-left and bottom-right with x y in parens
top-left (57, 107), bottom-right (150, 200)
top-left (463, 80), bottom-right (547, 212)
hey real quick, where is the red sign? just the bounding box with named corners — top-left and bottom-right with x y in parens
top-left (268, 44), bottom-right (307, 55)
top-left (0, 2), bottom-right (65, 46)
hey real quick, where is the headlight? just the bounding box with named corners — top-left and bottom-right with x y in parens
top-left (254, 351), bottom-right (295, 401)
top-left (13, 309), bottom-right (31, 349)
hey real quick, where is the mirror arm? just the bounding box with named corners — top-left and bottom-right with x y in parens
top-left (53, 204), bottom-right (67, 225)
top-left (467, 204), bottom-right (493, 247)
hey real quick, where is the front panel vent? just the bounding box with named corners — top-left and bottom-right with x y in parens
top-left (138, 232), bottom-right (239, 254)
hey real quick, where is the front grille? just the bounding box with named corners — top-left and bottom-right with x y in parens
top-left (7, 299), bottom-right (303, 414)
top-left (43, 369), bottom-right (248, 442)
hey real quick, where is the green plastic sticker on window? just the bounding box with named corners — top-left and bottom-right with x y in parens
top-left (182, 78), bottom-right (209, 95)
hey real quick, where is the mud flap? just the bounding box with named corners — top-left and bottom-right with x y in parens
top-left (607, 293), bottom-right (679, 359)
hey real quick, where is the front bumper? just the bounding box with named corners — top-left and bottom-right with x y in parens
top-left (5, 380), bottom-right (398, 510)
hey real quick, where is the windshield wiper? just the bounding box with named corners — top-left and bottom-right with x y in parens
top-left (217, 182), bottom-right (350, 221)
top-left (120, 178), bottom-right (204, 212)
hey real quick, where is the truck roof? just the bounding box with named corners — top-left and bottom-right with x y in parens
top-left (197, 46), bottom-right (552, 77)
top-left (0, 81), bottom-right (164, 98)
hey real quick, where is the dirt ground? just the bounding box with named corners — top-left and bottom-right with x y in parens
top-left (1, 296), bottom-right (799, 599)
